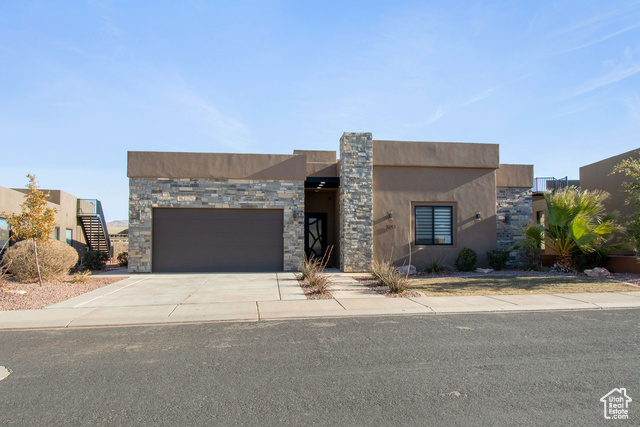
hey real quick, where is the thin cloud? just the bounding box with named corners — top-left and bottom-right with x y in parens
top-left (624, 93), bottom-right (640, 120)
top-left (557, 22), bottom-right (640, 54)
top-left (549, 4), bottom-right (640, 39)
top-left (426, 104), bottom-right (449, 125)
top-left (165, 77), bottom-right (255, 152)
top-left (571, 63), bottom-right (640, 98)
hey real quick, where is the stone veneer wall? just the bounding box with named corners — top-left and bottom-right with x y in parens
top-left (128, 178), bottom-right (305, 273)
top-left (339, 132), bottom-right (373, 272)
top-left (497, 187), bottom-right (533, 267)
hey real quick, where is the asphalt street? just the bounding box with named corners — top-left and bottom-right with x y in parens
top-left (0, 310), bottom-right (638, 426)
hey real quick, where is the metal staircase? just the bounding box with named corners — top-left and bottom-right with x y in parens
top-left (77, 199), bottom-right (111, 255)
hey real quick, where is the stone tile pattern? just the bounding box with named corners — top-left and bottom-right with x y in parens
top-left (497, 187), bottom-right (533, 267)
top-left (339, 132), bottom-right (374, 272)
top-left (129, 178), bottom-right (305, 273)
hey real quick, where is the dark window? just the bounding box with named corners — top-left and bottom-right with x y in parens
top-left (55, 227), bottom-right (60, 241)
top-left (65, 229), bottom-right (73, 246)
top-left (415, 206), bottom-right (453, 245)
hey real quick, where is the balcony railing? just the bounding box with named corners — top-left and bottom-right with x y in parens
top-left (533, 177), bottom-right (569, 193)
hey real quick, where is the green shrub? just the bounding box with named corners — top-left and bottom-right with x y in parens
top-left (82, 250), bottom-right (109, 270)
top-left (571, 249), bottom-right (608, 272)
top-left (454, 247), bottom-right (477, 272)
top-left (3, 240), bottom-right (79, 283)
top-left (486, 249), bottom-right (511, 271)
top-left (117, 252), bottom-right (128, 267)
top-left (517, 245), bottom-right (541, 271)
top-left (424, 254), bottom-right (449, 273)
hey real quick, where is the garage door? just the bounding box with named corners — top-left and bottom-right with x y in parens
top-left (152, 208), bottom-right (284, 272)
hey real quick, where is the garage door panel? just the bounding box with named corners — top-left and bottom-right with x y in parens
top-left (152, 208), bottom-right (284, 272)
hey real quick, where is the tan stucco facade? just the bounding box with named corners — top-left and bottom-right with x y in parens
top-left (374, 140), bottom-right (500, 168)
top-left (580, 148), bottom-right (639, 222)
top-left (127, 151), bottom-right (307, 180)
top-left (373, 166), bottom-right (498, 268)
top-left (580, 148), bottom-right (640, 256)
top-left (128, 135), bottom-right (533, 272)
top-left (496, 164), bottom-right (534, 188)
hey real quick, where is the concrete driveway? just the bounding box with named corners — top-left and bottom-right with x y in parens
top-left (50, 273), bottom-right (306, 309)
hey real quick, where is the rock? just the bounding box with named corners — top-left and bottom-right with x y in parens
top-left (585, 267), bottom-right (610, 277)
top-left (8, 290), bottom-right (27, 295)
top-left (396, 265), bottom-right (417, 275)
top-left (476, 268), bottom-right (494, 274)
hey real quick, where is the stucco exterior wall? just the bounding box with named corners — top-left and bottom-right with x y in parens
top-left (128, 151), bottom-right (307, 180)
top-left (373, 140), bottom-right (499, 168)
top-left (128, 178), bottom-right (305, 273)
top-left (580, 148), bottom-right (639, 224)
top-left (372, 166), bottom-right (498, 269)
top-left (496, 164), bottom-right (534, 188)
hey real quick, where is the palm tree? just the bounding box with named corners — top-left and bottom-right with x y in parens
top-left (515, 187), bottom-right (622, 271)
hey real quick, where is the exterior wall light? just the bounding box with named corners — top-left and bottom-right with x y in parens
top-left (388, 210), bottom-right (393, 221)
top-left (475, 211), bottom-right (482, 221)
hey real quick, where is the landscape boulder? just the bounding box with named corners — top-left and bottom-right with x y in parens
top-left (396, 265), bottom-right (417, 276)
top-left (585, 267), bottom-right (611, 277)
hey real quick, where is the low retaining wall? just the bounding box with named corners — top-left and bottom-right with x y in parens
top-left (542, 254), bottom-right (640, 273)
top-left (606, 256), bottom-right (640, 274)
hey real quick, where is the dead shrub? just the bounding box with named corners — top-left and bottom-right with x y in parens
top-left (308, 272), bottom-right (330, 294)
top-left (370, 260), bottom-right (408, 293)
top-left (3, 240), bottom-right (79, 283)
top-left (299, 255), bottom-right (323, 281)
top-left (298, 247), bottom-right (333, 295)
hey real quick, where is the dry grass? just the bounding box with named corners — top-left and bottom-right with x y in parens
top-left (410, 275), bottom-right (639, 297)
top-left (370, 260), bottom-right (409, 293)
top-left (298, 247), bottom-right (333, 296)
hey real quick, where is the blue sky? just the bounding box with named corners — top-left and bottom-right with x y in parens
top-left (1, 1), bottom-right (639, 221)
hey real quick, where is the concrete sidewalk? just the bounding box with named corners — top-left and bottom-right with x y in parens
top-left (1, 273), bottom-right (640, 330)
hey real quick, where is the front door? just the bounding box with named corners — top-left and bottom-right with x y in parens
top-left (305, 213), bottom-right (327, 259)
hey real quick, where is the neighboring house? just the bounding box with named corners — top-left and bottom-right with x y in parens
top-left (128, 132), bottom-right (533, 273)
top-left (531, 177), bottom-right (580, 227)
top-left (580, 148), bottom-right (639, 236)
top-left (529, 148), bottom-right (640, 272)
top-left (581, 148), bottom-right (640, 271)
top-left (0, 186), bottom-right (110, 259)
top-left (107, 225), bottom-right (129, 263)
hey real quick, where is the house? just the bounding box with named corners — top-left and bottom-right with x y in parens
top-left (580, 148), bottom-right (640, 272)
top-left (107, 224), bottom-right (129, 263)
top-left (528, 148), bottom-right (640, 272)
top-left (127, 133), bottom-right (533, 273)
top-left (0, 186), bottom-right (110, 258)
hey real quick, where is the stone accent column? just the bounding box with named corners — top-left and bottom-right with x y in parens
top-left (497, 187), bottom-right (532, 267)
top-left (339, 132), bottom-right (373, 272)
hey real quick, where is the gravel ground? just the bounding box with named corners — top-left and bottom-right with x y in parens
top-left (0, 275), bottom-right (125, 311)
top-left (297, 277), bottom-right (333, 300)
